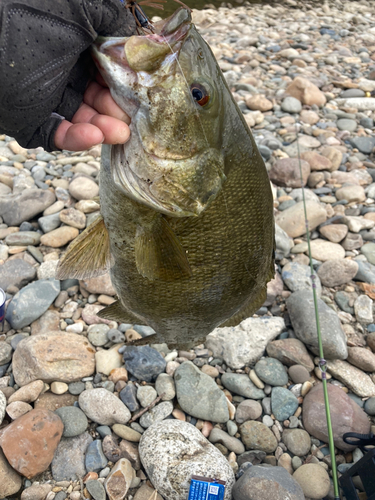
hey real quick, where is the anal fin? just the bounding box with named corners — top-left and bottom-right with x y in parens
top-left (98, 300), bottom-right (145, 325)
top-left (56, 215), bottom-right (112, 280)
top-left (135, 215), bottom-right (192, 281)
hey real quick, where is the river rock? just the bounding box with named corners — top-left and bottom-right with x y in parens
top-left (40, 226), bottom-right (79, 247)
top-left (293, 464), bottom-right (330, 499)
top-left (5, 279), bottom-right (60, 329)
top-left (319, 224), bottom-right (348, 243)
top-left (347, 347), bottom-right (375, 372)
top-left (326, 359), bottom-right (375, 397)
top-left (80, 273), bottom-right (116, 296)
top-left (8, 379), bottom-right (44, 403)
top-left (240, 421), bottom-right (278, 453)
top-left (139, 420), bottom-right (235, 500)
top-left (51, 431), bottom-right (93, 481)
top-left (281, 261), bottom-right (322, 297)
top-left (0, 188), bottom-right (55, 226)
top-left (175, 361), bottom-right (229, 423)
top-left (59, 208), bottom-right (86, 229)
top-left (286, 290), bottom-right (348, 359)
top-left (55, 406), bottom-right (88, 437)
top-left (303, 383), bottom-right (371, 451)
top-left (266, 338), bottom-right (314, 371)
top-left (254, 357), bottom-right (288, 386)
top-left (139, 401), bottom-right (174, 428)
top-left (79, 388), bottom-right (131, 425)
top-left (104, 458), bottom-right (135, 500)
top-left (271, 387), bottom-right (299, 421)
top-left (354, 295), bottom-right (374, 324)
top-left (235, 400), bottom-right (262, 424)
top-left (0, 448), bottom-right (22, 498)
top-left (269, 158), bottom-right (310, 188)
top-left (12, 333), bottom-right (95, 386)
top-left (317, 259), bottom-right (359, 287)
top-left (0, 259), bottom-right (36, 291)
top-left (1, 409), bottom-right (63, 478)
top-left (233, 465), bottom-right (304, 500)
top-left (309, 239), bottom-right (345, 261)
top-left (285, 76), bottom-right (326, 107)
top-left (208, 428), bottom-right (245, 454)
top-left (221, 373), bottom-right (265, 399)
top-left (206, 316), bottom-right (285, 369)
top-left (282, 429), bottom-right (311, 456)
top-left (275, 200), bottom-right (327, 238)
top-left (123, 346), bottom-right (166, 382)
top-left (69, 175), bottom-right (99, 200)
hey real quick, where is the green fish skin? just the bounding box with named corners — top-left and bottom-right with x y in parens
top-left (58, 7), bottom-right (275, 350)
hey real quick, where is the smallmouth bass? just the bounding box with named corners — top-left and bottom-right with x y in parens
top-left (57, 7), bottom-right (275, 349)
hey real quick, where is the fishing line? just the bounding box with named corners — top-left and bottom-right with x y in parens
top-left (296, 127), bottom-right (340, 500)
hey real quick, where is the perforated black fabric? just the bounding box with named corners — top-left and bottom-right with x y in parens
top-left (0, 0), bottom-right (136, 150)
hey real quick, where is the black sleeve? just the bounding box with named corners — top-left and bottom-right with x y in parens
top-left (0, 0), bottom-right (136, 151)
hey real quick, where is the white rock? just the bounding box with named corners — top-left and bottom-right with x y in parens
top-left (79, 388), bottom-right (131, 425)
top-left (327, 360), bottom-right (375, 398)
top-left (206, 317), bottom-right (285, 369)
top-left (139, 420), bottom-right (235, 500)
top-left (354, 295), bottom-right (374, 324)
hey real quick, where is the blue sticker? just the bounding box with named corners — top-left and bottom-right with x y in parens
top-left (188, 476), bottom-right (226, 500)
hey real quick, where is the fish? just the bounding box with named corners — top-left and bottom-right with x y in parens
top-left (56, 6), bottom-right (275, 350)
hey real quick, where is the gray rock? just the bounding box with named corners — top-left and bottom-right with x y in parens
top-left (155, 373), bottom-right (176, 401)
top-left (282, 261), bottom-right (321, 297)
top-left (281, 97), bottom-right (302, 113)
top-left (355, 260), bottom-right (375, 285)
top-left (361, 242), bottom-right (375, 265)
top-left (221, 373), bottom-right (265, 399)
top-left (5, 231), bottom-right (41, 246)
top-left (51, 432), bottom-right (93, 481)
top-left (233, 465), bottom-right (304, 500)
top-left (254, 358), bottom-right (288, 386)
top-left (137, 386), bottom-right (157, 408)
top-left (79, 388), bottom-right (131, 425)
top-left (123, 346), bottom-right (166, 382)
top-left (0, 189), bottom-right (55, 226)
top-left (5, 279), bottom-right (60, 329)
top-left (271, 387), bottom-right (299, 421)
top-left (119, 382), bottom-right (139, 412)
top-left (55, 406), bottom-right (88, 437)
top-left (206, 317), bottom-right (285, 369)
top-left (139, 401), bottom-right (174, 428)
top-left (237, 450), bottom-right (266, 467)
top-left (275, 224), bottom-right (294, 259)
top-left (0, 259), bottom-right (36, 291)
top-left (354, 295), bottom-right (373, 324)
top-left (139, 420), bottom-right (235, 500)
top-left (282, 429), bottom-right (311, 457)
top-left (364, 397), bottom-right (375, 416)
top-left (286, 290), bottom-right (348, 359)
top-left (208, 428), bottom-right (245, 454)
top-left (348, 136), bottom-right (375, 154)
top-left (337, 119), bottom-right (357, 132)
top-left (0, 342), bottom-right (12, 365)
top-left (85, 440), bottom-right (108, 472)
top-left (86, 480), bottom-right (106, 500)
top-left (317, 259), bottom-right (359, 287)
top-left (38, 212), bottom-right (61, 233)
top-left (175, 362), bottom-right (229, 423)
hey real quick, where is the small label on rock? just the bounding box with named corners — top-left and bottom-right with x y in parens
top-left (188, 475), bottom-right (226, 500)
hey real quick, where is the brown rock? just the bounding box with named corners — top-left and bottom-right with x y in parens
top-left (300, 110), bottom-right (319, 125)
top-left (69, 175), bottom-right (99, 201)
top-left (319, 224), bottom-right (348, 243)
top-left (317, 259), bottom-right (359, 287)
top-left (104, 458), bottom-right (135, 500)
top-left (269, 158), bottom-right (310, 188)
top-left (300, 152), bottom-right (332, 171)
top-left (12, 333), bottom-right (95, 386)
top-left (330, 171), bottom-right (360, 185)
top-left (368, 332), bottom-right (375, 352)
top-left (34, 392), bottom-right (78, 411)
top-left (8, 380), bottom-right (44, 404)
top-left (302, 383), bottom-right (370, 451)
top-left (275, 200), bottom-right (327, 238)
top-left (266, 338), bottom-right (314, 371)
top-left (239, 421), bottom-right (278, 453)
top-left (347, 347), bottom-right (375, 372)
top-left (31, 310), bottom-right (60, 335)
top-left (81, 304), bottom-right (111, 325)
top-left (288, 365), bottom-right (310, 384)
top-left (80, 273), bottom-right (116, 296)
top-left (327, 359), bottom-right (375, 397)
top-left (118, 440), bottom-right (141, 470)
top-left (245, 94), bottom-right (273, 112)
top-left (320, 146), bottom-right (343, 171)
top-left (235, 400), bottom-right (262, 424)
top-left (264, 272), bottom-right (283, 306)
top-left (0, 409), bottom-right (63, 478)
top-left (293, 464), bottom-right (330, 499)
top-left (21, 483), bottom-right (52, 500)
top-left (307, 172), bottom-right (324, 188)
top-left (59, 208), bottom-right (86, 229)
top-left (40, 226), bottom-right (79, 248)
top-left (6, 401), bottom-right (33, 420)
top-left (336, 185), bottom-right (366, 203)
top-left (0, 448), bottom-right (22, 498)
top-left (133, 484), bottom-right (163, 500)
top-left (282, 429), bottom-right (311, 457)
top-left (286, 77), bottom-right (326, 107)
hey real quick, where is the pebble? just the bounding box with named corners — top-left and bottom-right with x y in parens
top-left (51, 432), bottom-right (93, 481)
top-left (55, 406), bottom-right (88, 437)
top-left (79, 388), bottom-right (131, 425)
top-left (69, 175), bottom-right (99, 200)
top-left (293, 464), bottom-right (330, 499)
top-left (155, 373), bottom-right (176, 400)
top-left (123, 346), bottom-right (166, 382)
top-left (139, 401), bottom-right (174, 428)
top-left (209, 428), bottom-right (245, 455)
top-left (271, 387), bottom-right (299, 421)
top-left (317, 259), bottom-right (359, 287)
top-left (119, 382), bottom-right (140, 412)
top-left (112, 424), bottom-right (142, 442)
top-left (221, 373), bottom-right (265, 400)
top-left (85, 439), bottom-right (108, 472)
top-left (254, 357), bottom-right (288, 387)
top-left (282, 429), bottom-right (311, 457)
top-left (239, 421), bottom-right (278, 453)
top-left (326, 359), bottom-right (375, 397)
top-left (235, 400), bottom-right (262, 424)
top-left (86, 480), bottom-right (106, 500)
top-left (104, 458), bottom-right (135, 500)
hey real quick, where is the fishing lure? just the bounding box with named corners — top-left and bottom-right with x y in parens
top-left (124, 0), bottom-right (190, 34)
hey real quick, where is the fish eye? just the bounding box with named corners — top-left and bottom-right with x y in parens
top-left (190, 83), bottom-right (209, 106)
top-left (197, 48), bottom-right (204, 59)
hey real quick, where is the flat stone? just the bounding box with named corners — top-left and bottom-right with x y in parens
top-left (266, 338), bottom-right (314, 371)
top-left (221, 373), bottom-right (265, 399)
top-left (123, 346), bottom-right (166, 382)
top-left (21, 484), bottom-right (52, 500)
top-left (112, 424), bottom-right (142, 442)
top-left (354, 295), bottom-right (374, 324)
top-left (282, 429), bottom-right (311, 456)
top-left (79, 388), bottom-right (131, 425)
top-left (286, 290), bottom-right (348, 359)
top-left (6, 279), bottom-right (60, 329)
top-left (55, 406), bottom-right (88, 437)
top-left (271, 387), bottom-right (299, 421)
top-left (317, 259), bottom-right (359, 287)
top-left (275, 200), bottom-right (327, 238)
top-left (281, 261), bottom-right (322, 297)
top-left (347, 347), bottom-right (375, 372)
top-left (254, 357), bottom-right (288, 386)
top-left (6, 401), bottom-right (33, 420)
top-left (137, 385), bottom-right (157, 408)
top-left (310, 239), bottom-right (345, 261)
top-left (80, 273), bottom-right (116, 296)
top-left (34, 392), bottom-right (78, 411)
top-left (69, 175), bottom-right (99, 200)
top-left (235, 400), bottom-right (262, 424)
top-left (233, 465), bottom-right (304, 500)
top-left (327, 359), bottom-right (375, 397)
top-left (139, 420), bottom-right (235, 500)
top-left (206, 317), bottom-right (285, 369)
top-left (175, 361), bottom-right (229, 423)
top-left (319, 224), bottom-right (348, 243)
top-left (293, 464), bottom-right (330, 499)
top-left (0, 448), bottom-right (22, 498)
top-left (5, 231), bottom-right (41, 246)
top-left (38, 212), bottom-right (62, 233)
top-left (288, 365), bottom-right (311, 384)
top-left (86, 480), bottom-right (106, 500)
top-left (139, 401), bottom-right (174, 428)
top-left (303, 383), bottom-right (371, 451)
top-left (0, 188), bottom-right (55, 226)
top-left (0, 259), bottom-right (36, 291)
top-left (269, 158), bottom-right (310, 188)
top-left (51, 432), bottom-right (93, 481)
top-left (59, 208), bottom-right (86, 229)
top-left (8, 380), bottom-right (44, 403)
top-left (239, 421), bottom-right (278, 453)
top-left (336, 185), bottom-right (366, 203)
top-left (1, 409), bottom-right (63, 478)
top-left (13, 333), bottom-right (95, 386)
top-left (40, 226), bottom-right (79, 247)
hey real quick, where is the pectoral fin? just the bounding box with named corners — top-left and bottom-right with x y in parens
top-left (56, 215), bottom-right (112, 280)
top-left (98, 300), bottom-right (145, 324)
top-left (135, 216), bottom-right (192, 281)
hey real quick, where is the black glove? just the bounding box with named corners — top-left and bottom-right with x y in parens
top-left (0, 0), bottom-right (136, 151)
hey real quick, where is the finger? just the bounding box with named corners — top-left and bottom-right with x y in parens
top-left (84, 82), bottom-right (130, 124)
top-left (90, 114), bottom-right (130, 144)
top-left (96, 72), bottom-right (108, 88)
top-left (71, 103), bottom-right (98, 124)
top-left (54, 121), bottom-right (104, 151)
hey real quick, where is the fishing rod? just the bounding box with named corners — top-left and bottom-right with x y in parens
top-left (296, 130), bottom-right (340, 500)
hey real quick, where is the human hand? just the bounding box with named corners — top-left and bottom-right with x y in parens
top-left (54, 79), bottom-right (131, 151)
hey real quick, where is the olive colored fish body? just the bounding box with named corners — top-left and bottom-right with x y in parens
top-left (57, 9), bottom-right (274, 349)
